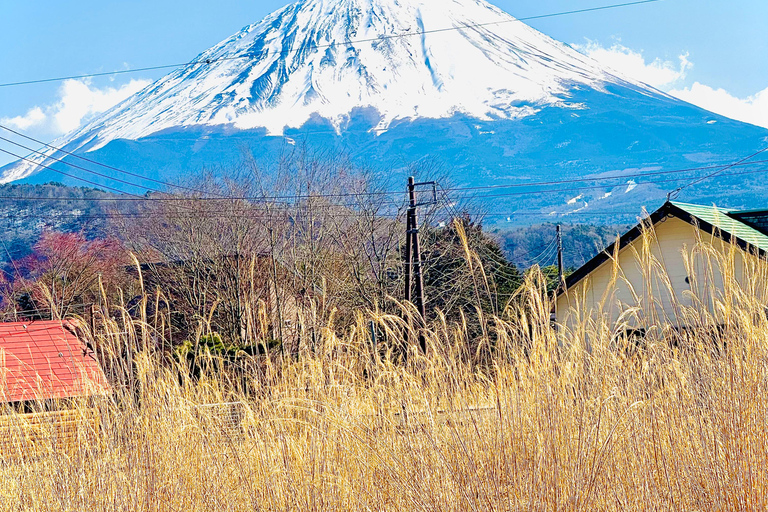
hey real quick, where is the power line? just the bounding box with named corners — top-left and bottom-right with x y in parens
top-left (0, 147), bottom-right (149, 197)
top-left (0, 137), bottom-right (179, 196)
top-left (0, 209), bottom-right (403, 222)
top-left (457, 166), bottom-right (768, 202)
top-left (508, 235), bottom-right (558, 267)
top-left (0, 143), bottom-right (402, 208)
top-left (0, 147), bottom-right (238, 217)
top-left (442, 159), bottom-right (768, 193)
top-left (0, 125), bottom-right (221, 196)
top-left (4, 117), bottom-right (768, 201)
top-left (0, 206), bottom-right (648, 223)
top-left (509, 236), bottom-right (558, 263)
top-left (3, 161), bottom-right (768, 211)
top-left (5, 150), bottom-right (764, 204)
top-left (0, 135), bottom-right (405, 201)
top-left (0, 0), bottom-right (662, 89)
top-left (670, 146), bottom-right (768, 198)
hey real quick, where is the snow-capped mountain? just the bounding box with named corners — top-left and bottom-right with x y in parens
top-left (3, 0), bottom-right (767, 220)
top-left (7, 0), bottom-right (635, 161)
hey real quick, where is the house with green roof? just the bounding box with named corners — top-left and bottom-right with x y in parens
top-left (555, 201), bottom-right (768, 330)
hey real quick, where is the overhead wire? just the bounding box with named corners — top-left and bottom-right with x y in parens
top-left (0, 147), bottom-right (149, 197)
top-left (0, 236), bottom-right (49, 321)
top-left (7, 0), bottom-right (757, 213)
top-left (0, 143), bottom-right (410, 211)
top-left (442, 159), bottom-right (768, 193)
top-left (509, 236), bottom-right (557, 263)
top-left (453, 165), bottom-right (768, 202)
top-left (0, 131), bottom-right (406, 201)
top-left (0, 137), bottom-right (175, 196)
top-left (518, 237), bottom-right (559, 268)
top-left (0, 208), bottom-right (402, 223)
top-left (13, 0), bottom-right (763, 302)
top-left (0, 162), bottom-right (766, 208)
top-left (1, 0), bottom-right (761, 242)
top-left (669, 146), bottom-right (768, 198)
top-left (0, 125), bottom-right (224, 197)
top-left (3, 117), bottom-right (768, 204)
top-left (435, 181), bottom-right (546, 275)
top-left (0, 0), bottom-right (662, 89)
top-left (3, 150), bottom-right (766, 205)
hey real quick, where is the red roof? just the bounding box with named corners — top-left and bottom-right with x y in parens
top-left (0, 321), bottom-right (109, 403)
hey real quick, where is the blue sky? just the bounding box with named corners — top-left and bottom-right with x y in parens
top-left (1, 0), bottom-right (766, 166)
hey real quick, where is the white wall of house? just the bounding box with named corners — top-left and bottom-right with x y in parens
top-left (555, 216), bottom-right (755, 331)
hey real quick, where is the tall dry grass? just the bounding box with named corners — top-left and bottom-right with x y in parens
top-left (1, 236), bottom-right (768, 511)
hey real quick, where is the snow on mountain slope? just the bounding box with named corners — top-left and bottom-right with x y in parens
top-left (2, 0), bottom-right (654, 182)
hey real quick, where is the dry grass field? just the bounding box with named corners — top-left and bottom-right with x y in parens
top-left (1, 244), bottom-right (767, 511)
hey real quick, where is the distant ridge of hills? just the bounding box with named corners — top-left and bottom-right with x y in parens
top-left (0, 183), bottom-right (124, 262)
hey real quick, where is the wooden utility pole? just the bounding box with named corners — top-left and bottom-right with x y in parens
top-left (404, 200), bottom-right (413, 304)
top-left (268, 228), bottom-right (285, 356)
top-left (408, 177), bottom-right (427, 320)
top-left (552, 225), bottom-right (565, 331)
top-left (369, 320), bottom-right (378, 358)
top-left (556, 224), bottom-right (564, 292)
top-left (403, 177), bottom-right (436, 354)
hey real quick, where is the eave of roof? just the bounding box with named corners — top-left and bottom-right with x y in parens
top-left (558, 201), bottom-right (768, 296)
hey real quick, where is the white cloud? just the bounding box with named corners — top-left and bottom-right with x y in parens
top-left (2, 107), bottom-right (47, 130)
top-left (0, 78), bottom-right (151, 135)
top-left (576, 41), bottom-right (691, 89)
top-left (577, 40), bottom-right (768, 129)
top-left (669, 83), bottom-right (768, 129)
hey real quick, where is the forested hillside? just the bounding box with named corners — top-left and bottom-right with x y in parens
top-left (492, 223), bottom-right (628, 270)
top-left (0, 183), bottom-right (131, 263)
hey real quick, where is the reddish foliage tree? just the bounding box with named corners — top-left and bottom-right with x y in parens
top-left (2, 231), bottom-right (129, 319)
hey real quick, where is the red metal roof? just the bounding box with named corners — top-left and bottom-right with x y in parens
top-left (0, 321), bottom-right (109, 403)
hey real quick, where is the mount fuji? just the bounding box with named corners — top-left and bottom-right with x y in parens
top-left (3, 0), bottom-right (767, 222)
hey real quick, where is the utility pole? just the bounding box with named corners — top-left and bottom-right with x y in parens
top-left (268, 228), bottom-right (285, 357)
top-left (556, 224), bottom-right (564, 292)
top-left (404, 199), bottom-right (413, 304)
top-left (551, 225), bottom-right (565, 330)
top-left (408, 177), bottom-right (427, 321)
top-left (369, 320), bottom-right (378, 359)
top-left (403, 177), bottom-right (436, 354)
top-left (89, 304), bottom-right (97, 335)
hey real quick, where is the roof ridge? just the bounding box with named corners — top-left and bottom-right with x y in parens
top-left (669, 200), bottom-right (735, 214)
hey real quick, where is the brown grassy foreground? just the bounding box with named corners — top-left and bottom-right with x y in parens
top-left (2, 250), bottom-right (768, 511)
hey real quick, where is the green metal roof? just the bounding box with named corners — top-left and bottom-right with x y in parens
top-left (670, 201), bottom-right (768, 252)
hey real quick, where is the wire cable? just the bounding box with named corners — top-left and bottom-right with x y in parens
top-left (442, 159), bottom-right (768, 193)
top-left (0, 0), bottom-right (662, 89)
top-left (0, 147), bottom-right (149, 197)
top-left (0, 136), bottom-right (180, 196)
top-left (4, 118), bottom-right (768, 201)
top-left (1, 161), bottom-right (767, 206)
top-left (0, 125), bottom-right (223, 197)
top-left (670, 146), bottom-right (768, 198)
top-left (0, 144), bottom-right (404, 210)
top-left (519, 238), bottom-right (559, 267)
